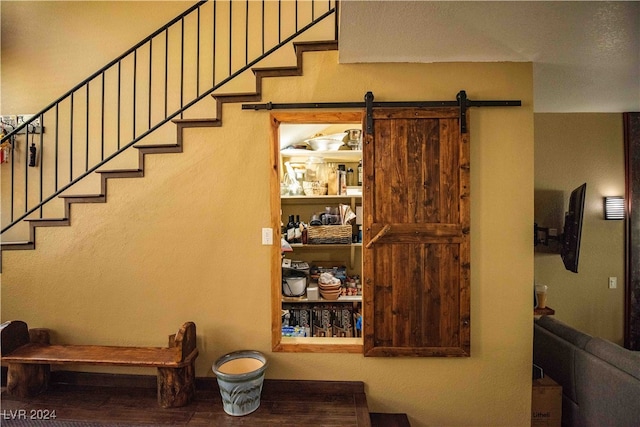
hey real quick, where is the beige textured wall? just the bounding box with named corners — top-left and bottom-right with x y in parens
top-left (1, 3), bottom-right (534, 426)
top-left (1, 1), bottom-right (190, 112)
top-left (534, 113), bottom-right (625, 343)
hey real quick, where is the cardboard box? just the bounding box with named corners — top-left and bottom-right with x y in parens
top-left (311, 303), bottom-right (354, 337)
top-left (283, 304), bottom-right (311, 328)
top-left (332, 305), bottom-right (354, 337)
top-left (532, 376), bottom-right (562, 427)
top-left (312, 304), bottom-right (333, 337)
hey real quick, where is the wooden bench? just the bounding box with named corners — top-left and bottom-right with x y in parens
top-left (0, 320), bottom-right (198, 408)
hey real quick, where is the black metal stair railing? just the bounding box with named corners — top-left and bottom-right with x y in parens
top-left (1, 0), bottom-right (337, 237)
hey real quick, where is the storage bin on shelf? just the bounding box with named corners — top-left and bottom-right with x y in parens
top-left (307, 225), bottom-right (352, 244)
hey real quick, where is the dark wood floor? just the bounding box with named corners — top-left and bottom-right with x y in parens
top-left (1, 373), bottom-right (410, 426)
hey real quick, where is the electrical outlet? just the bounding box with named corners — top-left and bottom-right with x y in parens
top-left (262, 227), bottom-right (273, 245)
top-left (608, 277), bottom-right (617, 289)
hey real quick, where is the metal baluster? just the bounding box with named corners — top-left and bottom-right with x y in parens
top-left (55, 103), bottom-right (59, 191)
top-left (213, 0), bottom-right (217, 86)
top-left (24, 125), bottom-right (29, 214)
top-left (229, 0), bottom-right (233, 76)
top-left (101, 72), bottom-right (105, 161)
top-left (117, 61), bottom-right (121, 149)
top-left (39, 114), bottom-right (44, 217)
top-left (70, 92), bottom-right (74, 181)
top-left (10, 126), bottom-right (15, 222)
top-left (245, 0), bottom-right (249, 66)
top-left (196, 7), bottom-right (201, 96)
top-left (133, 49), bottom-right (137, 138)
top-left (23, 126), bottom-right (29, 216)
top-left (164, 29), bottom-right (169, 119)
top-left (180, 18), bottom-right (185, 119)
top-left (149, 39), bottom-right (153, 129)
top-left (85, 83), bottom-right (90, 171)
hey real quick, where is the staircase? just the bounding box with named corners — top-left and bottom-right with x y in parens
top-left (0, 0), bottom-right (338, 263)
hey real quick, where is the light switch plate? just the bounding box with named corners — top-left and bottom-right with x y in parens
top-left (262, 227), bottom-right (273, 245)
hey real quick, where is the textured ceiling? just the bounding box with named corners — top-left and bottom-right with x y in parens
top-left (338, 1), bottom-right (640, 112)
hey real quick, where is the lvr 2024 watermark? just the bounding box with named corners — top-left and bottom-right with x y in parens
top-left (1, 409), bottom-right (57, 420)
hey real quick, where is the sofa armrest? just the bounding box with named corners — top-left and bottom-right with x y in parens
top-left (533, 323), bottom-right (579, 403)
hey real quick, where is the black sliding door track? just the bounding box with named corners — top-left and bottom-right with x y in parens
top-left (242, 90), bottom-right (521, 133)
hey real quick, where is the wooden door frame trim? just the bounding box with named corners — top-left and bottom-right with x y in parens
top-left (269, 111), bottom-right (364, 353)
top-left (624, 112), bottom-right (640, 350)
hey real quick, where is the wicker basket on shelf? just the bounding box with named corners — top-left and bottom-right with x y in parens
top-left (307, 225), bottom-right (352, 244)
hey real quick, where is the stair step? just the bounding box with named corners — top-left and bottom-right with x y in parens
top-left (98, 169), bottom-right (144, 178)
top-left (27, 218), bottom-right (70, 227)
top-left (252, 66), bottom-right (301, 77)
top-left (135, 144), bottom-right (181, 154)
top-left (61, 194), bottom-right (106, 203)
top-left (172, 118), bottom-right (221, 128)
top-left (0, 242), bottom-right (35, 250)
top-left (294, 40), bottom-right (339, 53)
top-left (213, 93), bottom-right (262, 103)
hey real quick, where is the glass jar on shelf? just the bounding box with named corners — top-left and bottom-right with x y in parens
top-left (303, 157), bottom-right (329, 196)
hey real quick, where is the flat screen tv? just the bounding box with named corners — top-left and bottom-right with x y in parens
top-left (560, 183), bottom-right (587, 273)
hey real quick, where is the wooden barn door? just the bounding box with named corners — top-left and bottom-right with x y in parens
top-left (362, 107), bottom-right (471, 357)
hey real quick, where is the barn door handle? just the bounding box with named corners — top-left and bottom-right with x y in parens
top-left (365, 224), bottom-right (391, 249)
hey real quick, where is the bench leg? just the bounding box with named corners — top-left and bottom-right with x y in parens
top-left (157, 361), bottom-right (195, 408)
top-left (7, 363), bottom-right (50, 398)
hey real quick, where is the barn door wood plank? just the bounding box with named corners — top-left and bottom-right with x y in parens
top-left (363, 107), bottom-right (470, 357)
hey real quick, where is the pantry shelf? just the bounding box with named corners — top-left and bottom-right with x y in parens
top-left (281, 195), bottom-right (361, 205)
top-left (289, 243), bottom-right (362, 248)
top-left (280, 149), bottom-right (362, 162)
top-left (282, 295), bottom-right (362, 303)
top-left (289, 243), bottom-right (361, 268)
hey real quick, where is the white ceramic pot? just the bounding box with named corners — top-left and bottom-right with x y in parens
top-left (283, 276), bottom-right (306, 296)
top-left (212, 350), bottom-right (268, 416)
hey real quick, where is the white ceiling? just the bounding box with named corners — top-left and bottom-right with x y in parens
top-left (338, 1), bottom-right (640, 112)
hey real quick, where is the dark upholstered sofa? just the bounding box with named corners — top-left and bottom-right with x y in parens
top-left (533, 316), bottom-right (640, 427)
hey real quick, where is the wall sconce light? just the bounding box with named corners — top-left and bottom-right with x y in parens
top-left (604, 197), bottom-right (625, 220)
